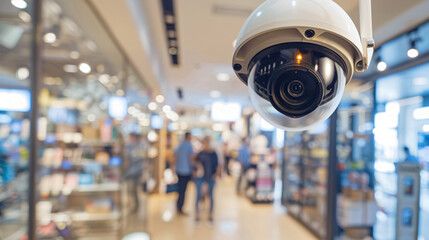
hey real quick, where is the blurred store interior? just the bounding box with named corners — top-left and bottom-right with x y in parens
top-left (1, 0), bottom-right (429, 239)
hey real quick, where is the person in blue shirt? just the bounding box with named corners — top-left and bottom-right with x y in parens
top-left (403, 146), bottom-right (419, 163)
top-left (236, 138), bottom-right (251, 193)
top-left (174, 132), bottom-right (194, 215)
top-left (194, 136), bottom-right (220, 224)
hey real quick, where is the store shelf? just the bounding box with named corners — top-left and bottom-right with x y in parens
top-left (74, 183), bottom-right (121, 193)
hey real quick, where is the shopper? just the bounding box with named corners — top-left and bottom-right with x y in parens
top-left (174, 132), bottom-right (194, 215)
top-left (194, 136), bottom-right (220, 224)
top-left (124, 133), bottom-right (144, 213)
top-left (236, 138), bottom-right (251, 193)
top-left (403, 146), bottom-right (419, 163)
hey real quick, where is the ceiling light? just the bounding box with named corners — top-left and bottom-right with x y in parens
top-left (18, 11), bottom-right (31, 22)
top-left (43, 32), bottom-right (57, 44)
top-left (156, 95), bottom-right (165, 103)
top-left (423, 125), bottom-right (429, 132)
top-left (216, 73), bottom-right (230, 82)
top-left (167, 30), bottom-right (176, 38)
top-left (147, 130), bottom-right (158, 142)
top-left (99, 74), bottom-right (110, 84)
top-left (210, 90), bottom-right (221, 98)
top-left (407, 47), bottom-right (419, 58)
top-left (407, 30), bottom-right (421, 59)
top-left (148, 102), bottom-right (157, 111)
top-left (69, 51), bottom-right (80, 59)
top-left (79, 63), bottom-right (91, 74)
top-left (168, 47), bottom-right (178, 55)
top-left (166, 111), bottom-right (174, 119)
top-left (162, 105), bottom-right (171, 113)
top-left (377, 61), bottom-right (387, 72)
top-left (413, 77), bottom-right (427, 86)
top-left (128, 106), bottom-right (136, 114)
top-left (165, 14), bottom-right (174, 24)
top-left (63, 64), bottom-right (78, 73)
top-left (16, 67), bottom-right (29, 80)
top-left (171, 113), bottom-right (179, 122)
top-left (140, 118), bottom-right (150, 126)
top-left (11, 0), bottom-right (27, 9)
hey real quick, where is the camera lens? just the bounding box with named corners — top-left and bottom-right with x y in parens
top-left (288, 80), bottom-right (304, 97)
top-left (268, 65), bottom-right (325, 118)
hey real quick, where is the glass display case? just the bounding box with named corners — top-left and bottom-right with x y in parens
top-left (0, 0), bottom-right (34, 239)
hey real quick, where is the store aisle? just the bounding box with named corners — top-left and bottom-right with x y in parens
top-left (133, 177), bottom-right (316, 240)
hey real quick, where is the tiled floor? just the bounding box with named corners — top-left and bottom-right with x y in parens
top-left (125, 177), bottom-right (316, 240)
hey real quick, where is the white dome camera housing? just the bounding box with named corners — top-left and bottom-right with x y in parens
top-left (232, 0), bottom-right (374, 131)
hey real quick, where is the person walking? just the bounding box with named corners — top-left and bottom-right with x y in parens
top-left (174, 132), bottom-right (194, 215)
top-left (236, 138), bottom-right (251, 193)
top-left (194, 137), bottom-right (220, 225)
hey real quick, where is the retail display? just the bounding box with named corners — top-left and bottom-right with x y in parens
top-left (245, 153), bottom-right (275, 203)
top-left (335, 99), bottom-right (376, 240)
top-left (281, 121), bottom-right (331, 238)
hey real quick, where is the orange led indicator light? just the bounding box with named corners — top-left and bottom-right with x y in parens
top-left (296, 53), bottom-right (303, 63)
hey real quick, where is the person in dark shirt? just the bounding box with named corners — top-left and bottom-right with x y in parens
top-left (403, 146), bottom-right (419, 163)
top-left (174, 132), bottom-right (194, 215)
top-left (194, 136), bottom-right (220, 224)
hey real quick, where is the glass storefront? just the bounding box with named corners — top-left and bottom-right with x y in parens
top-left (374, 61), bottom-right (429, 240)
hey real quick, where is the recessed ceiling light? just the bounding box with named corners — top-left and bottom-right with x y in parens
top-left (148, 102), bottom-right (157, 111)
top-left (168, 30), bottom-right (176, 38)
top-left (210, 90), bottom-right (221, 98)
top-left (168, 47), bottom-right (178, 55)
top-left (216, 73), bottom-right (230, 82)
top-left (162, 105), bottom-right (171, 113)
top-left (63, 64), bottom-right (78, 73)
top-left (18, 11), bottom-right (31, 22)
top-left (11, 0), bottom-right (27, 9)
top-left (165, 14), bottom-right (174, 24)
top-left (69, 51), bottom-right (80, 59)
top-left (43, 32), bottom-right (56, 44)
top-left (156, 95), bottom-right (165, 103)
top-left (79, 63), bottom-right (91, 74)
top-left (16, 67), bottom-right (29, 80)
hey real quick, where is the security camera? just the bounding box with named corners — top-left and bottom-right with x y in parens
top-left (232, 0), bottom-right (374, 131)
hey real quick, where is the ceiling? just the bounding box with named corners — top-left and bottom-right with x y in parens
top-left (90, 0), bottom-right (429, 113)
